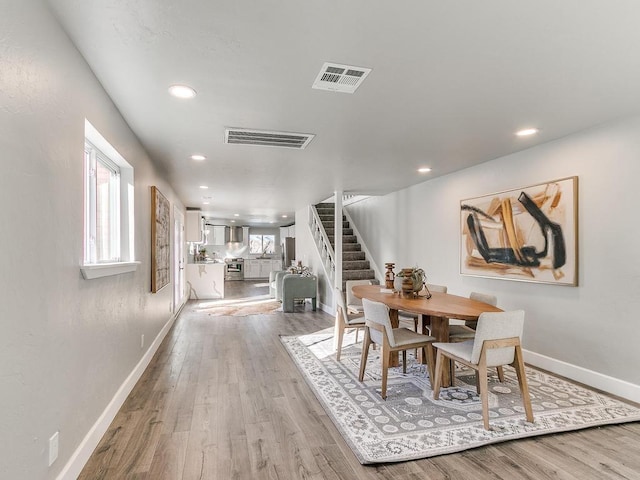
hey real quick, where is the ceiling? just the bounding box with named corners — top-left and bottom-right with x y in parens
top-left (47, 0), bottom-right (640, 226)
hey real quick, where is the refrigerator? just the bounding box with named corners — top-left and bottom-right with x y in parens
top-left (282, 237), bottom-right (295, 268)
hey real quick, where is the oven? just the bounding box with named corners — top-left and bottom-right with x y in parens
top-left (224, 258), bottom-right (244, 281)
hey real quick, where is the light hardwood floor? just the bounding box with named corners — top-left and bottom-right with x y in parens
top-left (79, 281), bottom-right (640, 479)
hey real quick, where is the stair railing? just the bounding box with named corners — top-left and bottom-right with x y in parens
top-left (309, 205), bottom-right (336, 288)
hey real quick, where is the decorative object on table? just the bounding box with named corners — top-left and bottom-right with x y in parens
top-left (384, 262), bottom-right (395, 289)
top-left (460, 176), bottom-right (578, 286)
top-left (393, 266), bottom-right (428, 297)
top-left (151, 186), bottom-right (170, 293)
top-left (288, 261), bottom-right (312, 277)
top-left (281, 327), bottom-right (640, 464)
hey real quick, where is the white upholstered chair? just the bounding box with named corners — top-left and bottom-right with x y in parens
top-left (432, 310), bottom-right (533, 430)
top-left (359, 298), bottom-right (436, 399)
top-left (447, 291), bottom-right (498, 340)
top-left (443, 292), bottom-right (504, 381)
top-left (345, 279), bottom-right (376, 314)
top-left (334, 287), bottom-right (366, 361)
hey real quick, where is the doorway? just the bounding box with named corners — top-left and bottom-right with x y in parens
top-left (173, 207), bottom-right (185, 313)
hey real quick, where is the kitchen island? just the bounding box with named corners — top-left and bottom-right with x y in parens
top-left (186, 262), bottom-right (225, 299)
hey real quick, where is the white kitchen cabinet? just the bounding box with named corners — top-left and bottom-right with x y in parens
top-left (245, 259), bottom-right (282, 279)
top-left (245, 260), bottom-right (261, 279)
top-left (259, 261), bottom-right (272, 278)
top-left (186, 211), bottom-right (203, 243)
top-left (279, 225), bottom-right (295, 239)
top-left (210, 225), bottom-right (226, 245)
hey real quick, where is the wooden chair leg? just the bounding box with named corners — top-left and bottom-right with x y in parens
top-left (402, 350), bottom-right (407, 374)
top-left (432, 349), bottom-right (444, 397)
top-left (513, 345), bottom-right (534, 424)
top-left (424, 343), bottom-right (436, 383)
top-left (478, 362), bottom-right (490, 430)
top-left (381, 346), bottom-right (390, 400)
top-left (358, 329), bottom-right (371, 382)
top-left (354, 327), bottom-right (359, 343)
top-left (335, 321), bottom-right (345, 362)
top-left (496, 365), bottom-right (505, 382)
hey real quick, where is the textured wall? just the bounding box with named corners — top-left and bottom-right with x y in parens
top-left (0, 2), bottom-right (183, 478)
top-left (346, 116), bottom-right (640, 394)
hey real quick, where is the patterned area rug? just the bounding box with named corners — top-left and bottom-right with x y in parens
top-left (280, 328), bottom-right (640, 464)
top-left (197, 296), bottom-right (281, 317)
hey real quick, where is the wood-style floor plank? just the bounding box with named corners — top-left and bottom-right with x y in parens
top-left (78, 281), bottom-right (640, 480)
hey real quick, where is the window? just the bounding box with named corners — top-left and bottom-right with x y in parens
top-left (85, 141), bottom-right (121, 262)
top-left (81, 120), bottom-right (139, 279)
top-left (249, 234), bottom-right (275, 255)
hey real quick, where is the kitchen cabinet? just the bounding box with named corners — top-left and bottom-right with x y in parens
top-left (280, 225), bottom-right (295, 239)
top-left (186, 211), bottom-right (203, 243)
top-left (245, 260), bottom-right (261, 279)
top-left (209, 225), bottom-right (226, 245)
top-left (245, 259), bottom-right (282, 279)
top-left (271, 259), bottom-right (282, 273)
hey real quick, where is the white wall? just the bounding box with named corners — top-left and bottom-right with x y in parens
top-left (295, 207), bottom-right (334, 313)
top-left (345, 116), bottom-right (640, 400)
top-left (0, 2), bottom-right (184, 479)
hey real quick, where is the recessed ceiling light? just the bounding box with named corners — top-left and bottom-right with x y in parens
top-left (234, 213), bottom-right (240, 217)
top-left (203, 201), bottom-right (210, 205)
top-left (418, 167), bottom-right (432, 173)
top-left (282, 215), bottom-right (288, 218)
top-left (199, 185), bottom-right (208, 189)
top-left (230, 220), bottom-right (235, 223)
top-left (168, 84), bottom-right (197, 99)
top-left (515, 128), bottom-right (539, 137)
top-left (191, 154), bottom-right (206, 161)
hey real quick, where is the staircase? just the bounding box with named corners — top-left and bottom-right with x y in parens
top-left (315, 202), bottom-right (377, 290)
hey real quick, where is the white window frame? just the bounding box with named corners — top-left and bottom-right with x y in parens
top-left (249, 234), bottom-right (275, 255)
top-left (81, 119), bottom-right (139, 279)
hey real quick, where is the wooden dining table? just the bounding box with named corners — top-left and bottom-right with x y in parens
top-left (352, 284), bottom-right (503, 386)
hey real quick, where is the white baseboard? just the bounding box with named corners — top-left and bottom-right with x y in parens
top-left (319, 301), bottom-right (334, 316)
top-left (524, 349), bottom-right (640, 404)
top-left (56, 312), bottom-right (179, 480)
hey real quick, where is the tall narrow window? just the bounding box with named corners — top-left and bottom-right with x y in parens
top-left (81, 119), bottom-right (139, 279)
top-left (85, 141), bottom-right (121, 263)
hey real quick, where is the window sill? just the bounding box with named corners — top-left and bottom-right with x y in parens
top-left (81, 261), bottom-right (141, 280)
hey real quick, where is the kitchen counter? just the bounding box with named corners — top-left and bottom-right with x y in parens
top-left (186, 263), bottom-right (225, 299)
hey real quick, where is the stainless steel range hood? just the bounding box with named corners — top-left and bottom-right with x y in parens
top-left (227, 226), bottom-right (243, 243)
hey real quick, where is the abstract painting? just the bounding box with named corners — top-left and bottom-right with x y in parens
top-left (460, 177), bottom-right (578, 285)
top-left (151, 186), bottom-right (170, 293)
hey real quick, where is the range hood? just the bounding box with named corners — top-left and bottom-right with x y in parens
top-left (227, 226), bottom-right (243, 243)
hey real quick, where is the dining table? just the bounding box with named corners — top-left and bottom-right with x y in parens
top-left (352, 284), bottom-right (503, 387)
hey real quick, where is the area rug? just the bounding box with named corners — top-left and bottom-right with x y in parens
top-left (198, 296), bottom-right (281, 317)
top-left (280, 328), bottom-right (640, 464)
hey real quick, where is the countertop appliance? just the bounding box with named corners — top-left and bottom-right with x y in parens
top-left (224, 257), bottom-right (244, 281)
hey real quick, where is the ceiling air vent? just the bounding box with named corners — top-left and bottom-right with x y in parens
top-left (312, 62), bottom-right (372, 93)
top-left (225, 128), bottom-right (315, 149)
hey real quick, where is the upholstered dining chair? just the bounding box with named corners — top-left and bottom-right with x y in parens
top-left (359, 298), bottom-right (436, 400)
top-left (443, 292), bottom-right (504, 381)
top-left (345, 279), bottom-right (377, 314)
top-left (334, 287), bottom-right (366, 361)
top-left (432, 310), bottom-right (533, 430)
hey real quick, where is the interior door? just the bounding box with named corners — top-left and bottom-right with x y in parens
top-left (173, 207), bottom-right (185, 312)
